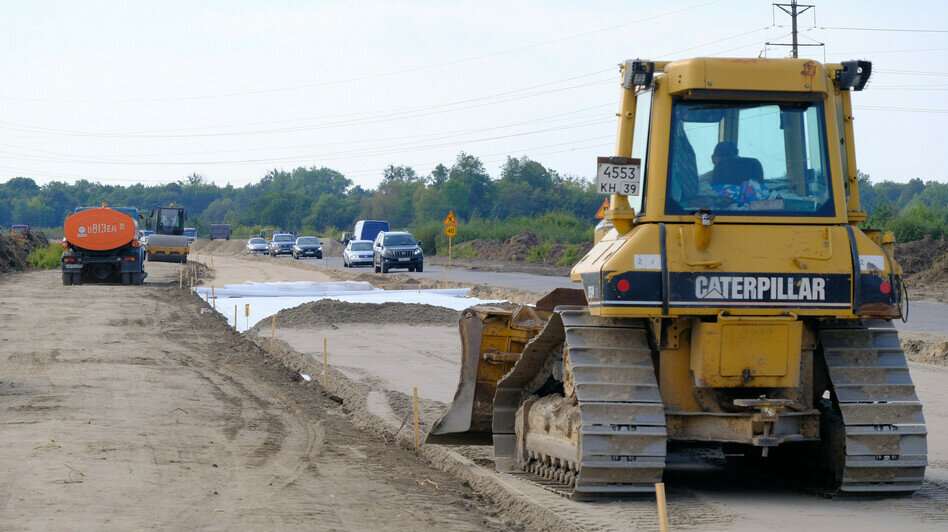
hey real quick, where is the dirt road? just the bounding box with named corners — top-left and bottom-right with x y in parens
top-left (272, 314), bottom-right (948, 531)
top-left (0, 265), bottom-right (515, 530)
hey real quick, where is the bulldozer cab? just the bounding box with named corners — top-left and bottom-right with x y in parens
top-left (609, 58), bottom-right (870, 227)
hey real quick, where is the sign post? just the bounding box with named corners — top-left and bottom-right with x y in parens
top-left (442, 211), bottom-right (458, 267)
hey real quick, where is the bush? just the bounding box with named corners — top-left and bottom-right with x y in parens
top-left (556, 247), bottom-right (580, 266)
top-left (888, 204), bottom-right (948, 242)
top-left (411, 212), bottom-right (593, 256)
top-left (28, 243), bottom-right (64, 269)
top-left (526, 243), bottom-right (552, 263)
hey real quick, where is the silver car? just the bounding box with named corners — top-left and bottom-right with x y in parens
top-left (246, 237), bottom-right (268, 255)
top-left (343, 240), bottom-right (374, 267)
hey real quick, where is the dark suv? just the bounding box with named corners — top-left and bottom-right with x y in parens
top-left (268, 233), bottom-right (295, 256)
top-left (373, 231), bottom-right (423, 273)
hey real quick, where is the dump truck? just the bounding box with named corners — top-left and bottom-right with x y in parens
top-left (145, 205), bottom-right (189, 263)
top-left (209, 223), bottom-right (232, 240)
top-left (429, 57), bottom-right (926, 500)
top-left (61, 206), bottom-right (147, 285)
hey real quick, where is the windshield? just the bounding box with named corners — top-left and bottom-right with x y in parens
top-left (274, 234), bottom-right (294, 242)
top-left (351, 242), bottom-right (372, 251)
top-left (665, 99), bottom-right (833, 217)
top-left (249, 238), bottom-right (265, 244)
top-left (297, 237), bottom-right (318, 245)
top-left (383, 234), bottom-right (416, 246)
top-left (184, 229), bottom-right (197, 236)
top-left (157, 209), bottom-right (182, 233)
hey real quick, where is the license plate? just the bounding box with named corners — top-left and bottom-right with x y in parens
top-left (398, 257), bottom-right (409, 261)
top-left (596, 156), bottom-right (641, 196)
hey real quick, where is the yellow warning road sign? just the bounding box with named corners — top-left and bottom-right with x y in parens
top-left (442, 211), bottom-right (458, 225)
top-left (594, 199), bottom-right (610, 218)
top-left (444, 225), bottom-right (457, 238)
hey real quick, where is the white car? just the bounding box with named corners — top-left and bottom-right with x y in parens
top-left (246, 237), bottom-right (268, 255)
top-left (343, 240), bottom-right (374, 267)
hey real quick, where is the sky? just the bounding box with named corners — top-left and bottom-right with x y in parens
top-left (0, 0), bottom-right (945, 189)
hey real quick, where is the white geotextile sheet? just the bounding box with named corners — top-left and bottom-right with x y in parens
top-left (195, 281), bottom-right (494, 332)
top-left (194, 280), bottom-right (470, 299)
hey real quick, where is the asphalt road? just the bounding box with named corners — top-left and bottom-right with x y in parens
top-left (292, 255), bottom-right (577, 293)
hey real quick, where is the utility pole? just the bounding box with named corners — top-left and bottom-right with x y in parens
top-left (767, 1), bottom-right (821, 58)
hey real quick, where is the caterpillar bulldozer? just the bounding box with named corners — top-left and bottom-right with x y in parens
top-left (428, 57), bottom-right (926, 500)
top-left (145, 205), bottom-right (190, 263)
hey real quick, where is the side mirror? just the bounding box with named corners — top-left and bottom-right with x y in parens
top-left (417, 241), bottom-right (423, 247)
top-left (145, 219), bottom-right (152, 230)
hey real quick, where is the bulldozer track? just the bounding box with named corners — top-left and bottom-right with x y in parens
top-left (494, 306), bottom-right (666, 500)
top-left (820, 320), bottom-right (928, 494)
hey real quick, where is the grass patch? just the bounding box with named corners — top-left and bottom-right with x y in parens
top-left (526, 243), bottom-right (552, 263)
top-left (28, 243), bottom-right (65, 269)
top-left (451, 246), bottom-right (479, 259)
top-left (412, 212), bottom-right (592, 256)
top-left (556, 247), bottom-right (581, 266)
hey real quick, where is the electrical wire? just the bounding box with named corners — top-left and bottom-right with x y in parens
top-left (0, 0), bottom-right (723, 104)
top-left (818, 26), bottom-right (948, 34)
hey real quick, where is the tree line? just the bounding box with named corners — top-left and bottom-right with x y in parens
top-left (0, 157), bottom-right (944, 244)
top-left (0, 153), bottom-right (601, 239)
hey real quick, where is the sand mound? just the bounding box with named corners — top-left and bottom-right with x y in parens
top-left (900, 330), bottom-right (948, 366)
top-left (259, 300), bottom-right (461, 329)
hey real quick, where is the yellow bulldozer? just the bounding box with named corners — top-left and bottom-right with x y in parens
top-left (429, 57), bottom-right (926, 500)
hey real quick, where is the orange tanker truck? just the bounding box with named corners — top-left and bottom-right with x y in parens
top-left (60, 206), bottom-right (147, 286)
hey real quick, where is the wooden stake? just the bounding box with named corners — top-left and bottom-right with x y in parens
top-left (441, 267), bottom-right (447, 289)
top-left (270, 315), bottom-right (276, 354)
top-left (179, 267), bottom-right (183, 289)
top-left (323, 337), bottom-right (328, 389)
top-left (656, 482), bottom-right (669, 532)
top-left (234, 305), bottom-right (238, 330)
top-left (211, 285), bottom-right (216, 310)
top-left (413, 387), bottom-right (420, 451)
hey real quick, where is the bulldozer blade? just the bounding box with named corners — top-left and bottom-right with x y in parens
top-left (426, 289), bottom-right (586, 445)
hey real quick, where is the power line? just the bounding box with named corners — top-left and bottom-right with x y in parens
top-left (825, 46), bottom-right (948, 55)
top-left (0, 78), bottom-right (615, 139)
top-left (0, 0), bottom-right (723, 104)
top-left (875, 68), bottom-right (948, 77)
top-left (819, 25), bottom-right (948, 33)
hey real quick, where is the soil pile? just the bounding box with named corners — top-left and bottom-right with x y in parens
top-left (261, 300), bottom-right (460, 329)
top-left (451, 229), bottom-right (591, 267)
top-left (190, 238), bottom-right (246, 255)
top-left (498, 229), bottom-right (540, 261)
top-left (0, 229), bottom-right (48, 273)
top-left (896, 236), bottom-right (948, 280)
top-left (900, 331), bottom-right (948, 366)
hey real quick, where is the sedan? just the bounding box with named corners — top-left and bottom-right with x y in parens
top-left (342, 240), bottom-right (374, 267)
top-left (246, 237), bottom-right (269, 255)
top-left (292, 236), bottom-right (323, 259)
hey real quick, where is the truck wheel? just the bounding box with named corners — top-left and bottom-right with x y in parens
top-left (416, 263), bottom-right (423, 273)
top-left (73, 273), bottom-right (83, 285)
top-left (122, 272), bottom-right (131, 285)
top-left (381, 262), bottom-right (389, 274)
top-left (62, 272), bottom-right (73, 286)
top-left (133, 272), bottom-right (144, 285)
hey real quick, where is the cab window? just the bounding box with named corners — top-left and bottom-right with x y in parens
top-left (665, 98), bottom-right (833, 217)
